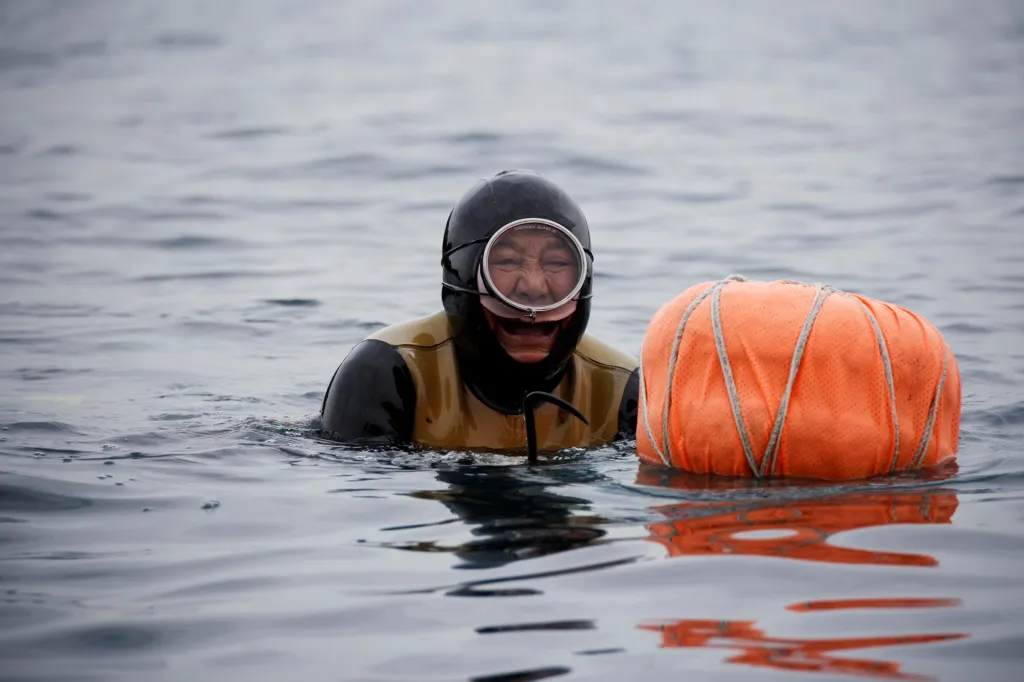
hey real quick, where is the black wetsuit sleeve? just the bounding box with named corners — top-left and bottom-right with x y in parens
top-left (319, 339), bottom-right (416, 445)
top-left (615, 367), bottom-right (640, 441)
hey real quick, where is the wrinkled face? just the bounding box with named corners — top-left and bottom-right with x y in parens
top-left (486, 228), bottom-right (582, 309)
top-left (482, 226), bottom-right (583, 364)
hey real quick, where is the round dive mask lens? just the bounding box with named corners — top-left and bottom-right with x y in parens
top-left (480, 218), bottom-right (587, 317)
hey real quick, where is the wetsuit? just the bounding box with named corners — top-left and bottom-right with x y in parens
top-left (320, 311), bottom-right (638, 449)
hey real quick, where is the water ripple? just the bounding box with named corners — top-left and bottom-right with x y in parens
top-left (1, 421), bottom-right (83, 434)
top-left (0, 483), bottom-right (93, 513)
top-left (208, 126), bottom-right (289, 140)
top-left (148, 234), bottom-right (241, 250)
top-left (132, 269), bottom-right (304, 283)
top-left (152, 31), bottom-right (224, 50)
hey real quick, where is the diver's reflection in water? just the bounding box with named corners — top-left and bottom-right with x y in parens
top-left (637, 464), bottom-right (959, 566)
top-left (636, 464), bottom-right (967, 679)
top-left (401, 465), bottom-right (608, 569)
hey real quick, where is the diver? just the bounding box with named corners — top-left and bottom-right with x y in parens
top-left (318, 169), bottom-right (639, 454)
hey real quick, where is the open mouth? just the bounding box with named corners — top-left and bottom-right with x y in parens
top-left (495, 319), bottom-right (560, 340)
top-left (483, 309), bottom-right (567, 363)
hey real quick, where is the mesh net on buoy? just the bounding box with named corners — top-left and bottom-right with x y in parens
top-left (637, 277), bottom-right (961, 480)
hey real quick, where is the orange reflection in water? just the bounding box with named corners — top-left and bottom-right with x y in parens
top-left (640, 606), bottom-right (967, 680)
top-left (787, 598), bottom-right (962, 613)
top-left (636, 466), bottom-right (967, 679)
top-left (637, 465), bottom-right (959, 567)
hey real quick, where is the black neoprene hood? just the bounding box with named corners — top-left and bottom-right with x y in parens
top-left (440, 170), bottom-right (594, 414)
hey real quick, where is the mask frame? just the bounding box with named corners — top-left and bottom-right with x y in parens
top-left (442, 218), bottom-right (593, 320)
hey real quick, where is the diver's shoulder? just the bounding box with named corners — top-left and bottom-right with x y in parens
top-left (574, 334), bottom-right (638, 374)
top-left (367, 310), bottom-right (454, 349)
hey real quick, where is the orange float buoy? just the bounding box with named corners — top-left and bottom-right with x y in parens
top-left (637, 276), bottom-right (961, 480)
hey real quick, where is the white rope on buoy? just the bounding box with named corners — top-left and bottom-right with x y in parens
top-left (848, 295), bottom-right (901, 474)
top-left (709, 280), bottom-right (833, 477)
top-left (710, 280), bottom-right (760, 475)
top-left (661, 277), bottom-right (747, 462)
top-left (761, 285), bottom-right (833, 477)
top-left (637, 349), bottom-right (666, 465)
top-left (639, 279), bottom-right (720, 466)
top-left (910, 347), bottom-right (950, 470)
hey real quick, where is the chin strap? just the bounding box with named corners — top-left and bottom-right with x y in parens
top-left (523, 391), bottom-right (589, 463)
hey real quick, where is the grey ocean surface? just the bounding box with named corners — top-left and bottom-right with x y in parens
top-left (2, 1), bottom-right (1024, 680)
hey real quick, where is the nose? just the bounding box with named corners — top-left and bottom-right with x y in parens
top-left (512, 269), bottom-right (552, 305)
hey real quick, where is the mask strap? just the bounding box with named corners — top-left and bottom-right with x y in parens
top-left (441, 237), bottom-right (490, 263)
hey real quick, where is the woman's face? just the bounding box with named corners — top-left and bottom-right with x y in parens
top-left (483, 227), bottom-right (581, 364)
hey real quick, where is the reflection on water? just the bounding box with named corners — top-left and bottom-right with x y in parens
top-left (787, 598), bottom-right (962, 613)
top-left (388, 465), bottom-right (610, 569)
top-left (635, 466), bottom-right (968, 679)
top-left (640, 599), bottom-right (968, 681)
top-left (382, 461), bottom-right (962, 573)
top-left (637, 465), bottom-right (959, 567)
